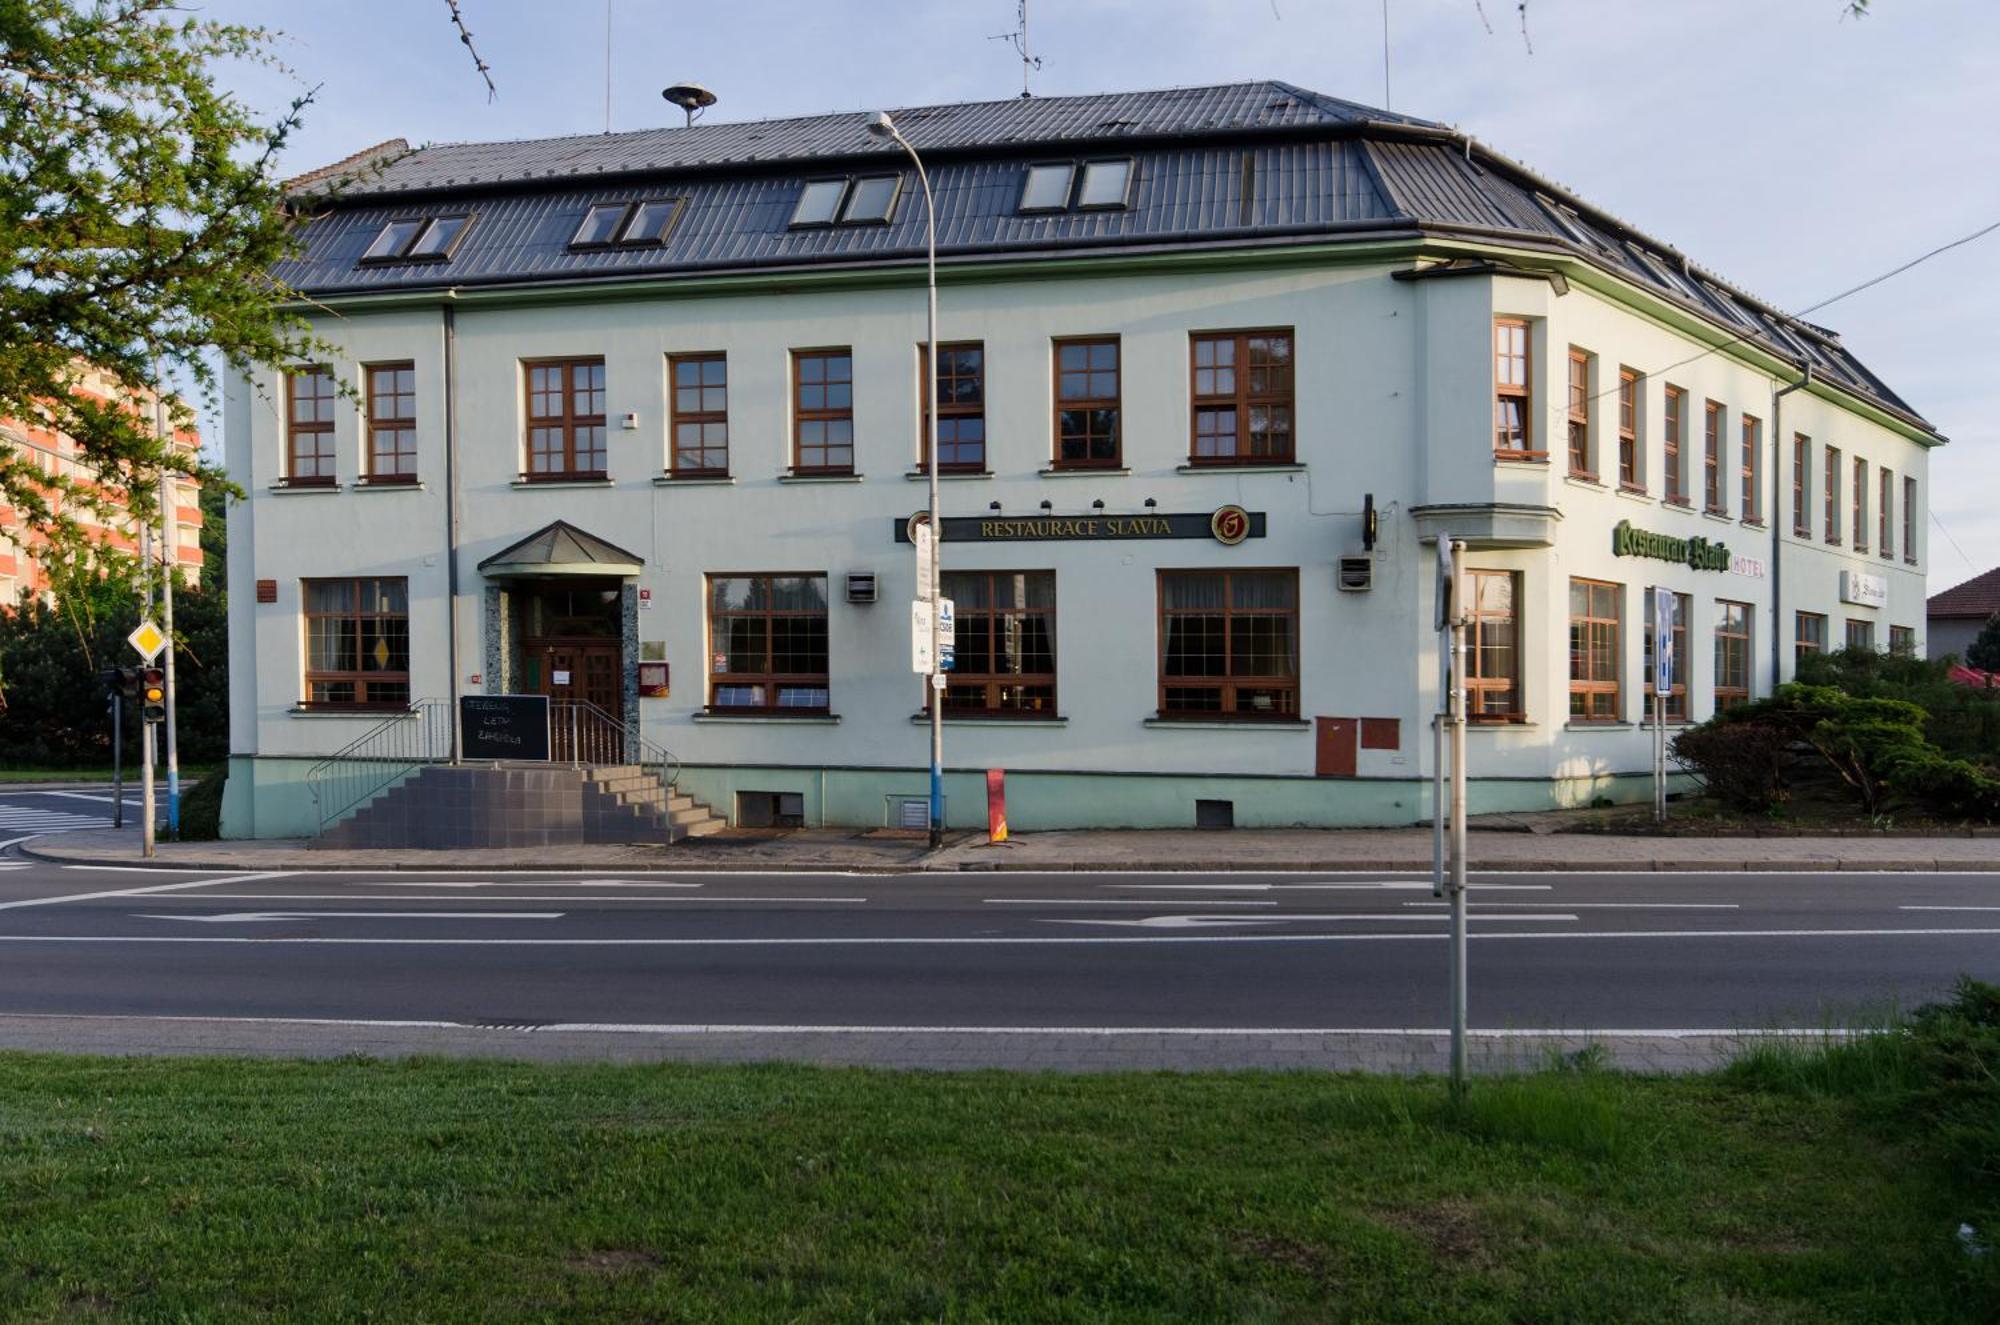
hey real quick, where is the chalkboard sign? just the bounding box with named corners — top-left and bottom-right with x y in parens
top-left (460, 694), bottom-right (550, 762)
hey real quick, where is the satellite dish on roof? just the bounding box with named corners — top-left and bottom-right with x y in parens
top-left (663, 82), bottom-right (716, 127)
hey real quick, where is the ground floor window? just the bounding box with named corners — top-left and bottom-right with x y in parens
top-left (1889, 625), bottom-right (1916, 657)
top-left (1796, 612), bottom-right (1827, 665)
top-left (1643, 588), bottom-right (1689, 723)
top-left (303, 577), bottom-right (409, 708)
top-left (1568, 578), bottom-right (1622, 722)
top-left (1714, 600), bottom-right (1753, 711)
top-left (1467, 569), bottom-right (1521, 720)
top-left (937, 570), bottom-right (1056, 715)
top-left (707, 574), bottom-right (829, 713)
top-left (1157, 568), bottom-right (1298, 719)
top-left (1845, 618), bottom-right (1875, 652)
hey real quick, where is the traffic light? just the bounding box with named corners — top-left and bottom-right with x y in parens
top-left (140, 666), bottom-right (166, 724)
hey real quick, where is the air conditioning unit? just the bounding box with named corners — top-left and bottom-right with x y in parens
top-left (846, 572), bottom-right (877, 604)
top-left (1337, 556), bottom-right (1373, 592)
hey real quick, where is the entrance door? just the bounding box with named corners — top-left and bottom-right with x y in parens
top-left (531, 640), bottom-right (622, 761)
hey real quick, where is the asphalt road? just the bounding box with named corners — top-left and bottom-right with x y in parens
top-left (0, 846), bottom-right (1994, 1037)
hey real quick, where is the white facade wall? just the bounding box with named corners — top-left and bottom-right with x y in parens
top-left (223, 252), bottom-right (1935, 836)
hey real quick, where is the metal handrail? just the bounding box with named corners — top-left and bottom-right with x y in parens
top-left (551, 697), bottom-right (680, 790)
top-left (305, 698), bottom-right (454, 833)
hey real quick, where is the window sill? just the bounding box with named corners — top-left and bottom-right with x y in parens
top-left (905, 470), bottom-right (992, 481)
top-left (288, 706), bottom-right (414, 719)
top-left (1469, 720), bottom-right (1539, 731)
top-left (779, 473), bottom-right (863, 484)
top-left (1039, 466), bottom-right (1131, 478)
top-left (1702, 510), bottom-right (1734, 526)
top-left (1614, 486), bottom-right (1653, 505)
top-left (1142, 717), bottom-right (1310, 731)
top-left (1741, 518), bottom-right (1766, 529)
top-left (1562, 474), bottom-right (1604, 491)
top-left (1563, 721), bottom-right (1635, 732)
top-left (1174, 463), bottom-right (1305, 476)
top-left (1640, 721), bottom-right (1695, 730)
top-left (1662, 498), bottom-right (1693, 511)
top-left (269, 481), bottom-right (342, 495)
top-left (1904, 558), bottom-right (1919, 567)
top-left (1493, 452), bottom-right (1548, 465)
top-left (654, 474), bottom-right (735, 487)
top-left (693, 712), bottom-right (841, 725)
top-left (909, 713), bottom-right (1068, 727)
top-left (354, 479), bottom-right (426, 492)
top-left (511, 478), bottom-right (613, 490)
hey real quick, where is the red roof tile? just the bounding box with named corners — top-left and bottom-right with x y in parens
top-left (1928, 567), bottom-right (2000, 619)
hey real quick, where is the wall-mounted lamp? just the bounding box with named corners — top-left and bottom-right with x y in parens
top-left (989, 501), bottom-right (1002, 512)
top-left (1091, 499), bottom-right (1106, 511)
top-left (1143, 497), bottom-right (1157, 509)
top-left (1039, 499), bottom-right (1053, 512)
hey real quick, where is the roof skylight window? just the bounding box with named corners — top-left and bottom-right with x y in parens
top-left (359, 214), bottom-right (473, 265)
top-left (788, 176), bottom-right (905, 228)
top-left (1076, 158), bottom-right (1133, 209)
top-left (569, 198), bottom-right (685, 249)
top-left (842, 175), bottom-right (901, 224)
top-left (1020, 163), bottom-right (1075, 212)
top-left (790, 179), bottom-right (847, 227)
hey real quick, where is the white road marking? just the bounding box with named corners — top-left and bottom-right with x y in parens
top-left (1111, 881), bottom-right (1554, 892)
top-left (137, 911), bottom-right (564, 924)
top-left (124, 893), bottom-right (868, 904)
top-left (60, 864), bottom-right (270, 875)
top-left (1402, 900), bottom-right (1741, 910)
top-left (0, 871), bottom-right (294, 912)
top-left (27, 792), bottom-right (127, 805)
top-left (986, 897), bottom-right (1280, 907)
top-left (360, 879), bottom-right (703, 889)
top-left (1898, 905), bottom-right (2000, 912)
top-left (0, 925), bottom-right (1991, 946)
top-left (1048, 912), bottom-right (1579, 929)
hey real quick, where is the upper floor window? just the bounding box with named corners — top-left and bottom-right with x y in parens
top-left (359, 214), bottom-right (472, 265)
top-left (1020, 163), bottom-right (1074, 211)
top-left (1740, 414), bottom-right (1762, 524)
top-left (1493, 318), bottom-right (1534, 458)
top-left (1617, 367), bottom-right (1641, 490)
top-left (1191, 330), bottom-right (1295, 466)
top-left (920, 342), bottom-right (986, 472)
top-left (1878, 468), bottom-right (1894, 560)
top-left (524, 358), bottom-right (606, 481)
top-left (789, 176), bottom-right (901, 228)
top-left (285, 366), bottom-right (336, 486)
top-left (570, 198), bottom-right (684, 249)
top-left (1054, 337), bottom-right (1121, 469)
top-left (792, 349), bottom-right (854, 474)
top-left (1852, 456), bottom-right (1869, 551)
top-left (1703, 399), bottom-right (1725, 514)
top-left (1903, 475), bottom-right (1918, 563)
top-left (1823, 445), bottom-right (1842, 544)
top-left (1792, 433), bottom-right (1811, 537)
top-left (1662, 386), bottom-right (1687, 505)
top-left (1019, 159), bottom-right (1135, 213)
top-left (1566, 349), bottom-right (1592, 478)
top-left (669, 353), bottom-right (728, 477)
top-left (364, 362), bottom-right (417, 483)
top-left (1077, 158), bottom-right (1134, 209)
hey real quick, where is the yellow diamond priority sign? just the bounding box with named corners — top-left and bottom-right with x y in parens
top-left (127, 619), bottom-right (167, 663)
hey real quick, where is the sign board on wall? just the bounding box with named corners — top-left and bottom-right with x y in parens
top-left (894, 507), bottom-right (1265, 545)
top-left (1611, 519), bottom-right (1729, 571)
top-left (460, 695), bottom-right (550, 762)
top-left (1840, 569), bottom-right (1888, 609)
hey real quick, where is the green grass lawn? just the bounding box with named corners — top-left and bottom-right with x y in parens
top-left (0, 1052), bottom-right (1992, 1323)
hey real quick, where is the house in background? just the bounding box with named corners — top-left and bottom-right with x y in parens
top-left (1927, 567), bottom-right (2000, 661)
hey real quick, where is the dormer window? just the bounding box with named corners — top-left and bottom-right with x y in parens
top-left (569, 198), bottom-right (685, 249)
top-left (788, 176), bottom-right (902, 228)
top-left (1017, 159), bottom-right (1135, 214)
top-left (359, 214), bottom-right (473, 264)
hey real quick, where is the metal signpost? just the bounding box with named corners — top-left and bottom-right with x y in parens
top-left (1433, 536), bottom-right (1470, 1095)
top-left (1654, 589), bottom-right (1675, 824)
top-left (128, 619), bottom-right (167, 858)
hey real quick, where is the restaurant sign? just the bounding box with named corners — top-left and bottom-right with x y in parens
top-left (1611, 519), bottom-right (1729, 572)
top-left (894, 505), bottom-right (1263, 545)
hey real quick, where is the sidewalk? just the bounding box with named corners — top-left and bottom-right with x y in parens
top-left (21, 822), bottom-right (2000, 873)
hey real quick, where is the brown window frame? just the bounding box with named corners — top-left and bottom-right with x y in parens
top-left (1189, 329), bottom-right (1296, 466)
top-left (1845, 618), bottom-right (1875, 652)
top-left (1792, 434), bottom-right (1811, 536)
top-left (1824, 445), bottom-right (1842, 545)
top-left (1156, 568), bottom-right (1300, 721)
top-left (1493, 318), bottom-right (1539, 459)
top-left (1740, 413), bottom-right (1762, 524)
top-left (285, 366), bottom-right (338, 486)
top-left (1714, 599), bottom-right (1753, 711)
top-left (362, 361), bottom-right (418, 484)
top-left (1566, 348), bottom-right (1593, 479)
top-left (918, 341), bottom-right (987, 473)
top-left (1662, 386), bottom-right (1687, 506)
top-left (933, 570), bottom-right (1057, 716)
top-left (1878, 467), bottom-right (1894, 560)
top-left (1903, 475), bottom-right (1918, 564)
top-left (1568, 577), bottom-right (1622, 723)
top-left (705, 573), bottom-right (831, 715)
top-left (1703, 399), bottom-right (1725, 515)
top-left (1852, 455), bottom-right (1869, 552)
top-left (1617, 367), bottom-right (1641, 491)
top-left (1053, 336), bottom-right (1122, 469)
top-left (1644, 588), bottom-right (1690, 724)
top-left (1889, 625), bottom-right (1916, 657)
top-left (1467, 569), bottom-right (1523, 722)
top-left (1795, 611), bottom-right (1827, 666)
top-left (302, 576), bottom-right (410, 710)
top-left (522, 357), bottom-right (607, 481)
top-left (668, 352), bottom-right (729, 478)
top-left (791, 348), bottom-right (855, 475)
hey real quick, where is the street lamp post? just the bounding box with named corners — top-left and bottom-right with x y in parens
top-left (868, 110), bottom-right (945, 848)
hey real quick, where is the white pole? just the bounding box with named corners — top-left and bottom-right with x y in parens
top-left (139, 519), bottom-right (155, 860)
top-left (1447, 538), bottom-right (1469, 1095)
top-left (154, 373), bottom-right (180, 839)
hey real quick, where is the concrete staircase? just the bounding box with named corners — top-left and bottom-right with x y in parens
top-left (315, 762), bottom-right (724, 850)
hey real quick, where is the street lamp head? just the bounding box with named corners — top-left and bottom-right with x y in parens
top-left (865, 111), bottom-right (896, 139)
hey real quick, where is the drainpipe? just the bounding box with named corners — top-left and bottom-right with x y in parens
top-left (443, 294), bottom-right (463, 762)
top-left (1771, 364), bottom-right (1812, 686)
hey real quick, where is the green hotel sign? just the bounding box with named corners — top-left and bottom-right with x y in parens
top-left (1611, 519), bottom-right (1730, 571)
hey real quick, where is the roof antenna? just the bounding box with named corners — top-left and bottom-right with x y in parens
top-left (663, 81), bottom-right (717, 128)
top-left (990, 0), bottom-right (1042, 99)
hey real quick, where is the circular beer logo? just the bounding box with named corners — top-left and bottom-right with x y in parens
top-left (1210, 504), bottom-right (1250, 546)
top-left (905, 510), bottom-right (932, 544)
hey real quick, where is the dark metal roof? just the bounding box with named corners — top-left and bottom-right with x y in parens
top-left (277, 80), bottom-right (1932, 434)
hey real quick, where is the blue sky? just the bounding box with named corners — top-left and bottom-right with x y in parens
top-left (201, 0), bottom-right (2000, 589)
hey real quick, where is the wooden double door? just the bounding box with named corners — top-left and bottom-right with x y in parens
top-left (527, 640), bottom-right (623, 762)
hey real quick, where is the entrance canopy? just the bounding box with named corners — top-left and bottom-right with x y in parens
top-left (477, 520), bottom-right (644, 579)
